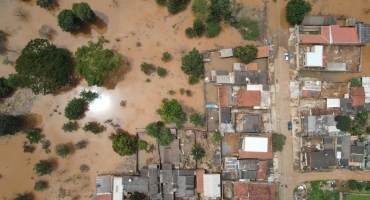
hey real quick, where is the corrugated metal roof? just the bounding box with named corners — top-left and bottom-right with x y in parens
top-left (302, 81), bottom-right (321, 91)
top-left (238, 159), bottom-right (259, 170)
top-left (113, 177), bottom-right (123, 200)
top-left (238, 170), bottom-right (257, 179)
top-left (224, 157), bottom-right (238, 172)
top-left (301, 16), bottom-right (337, 26)
top-left (327, 62), bottom-right (346, 71)
top-left (219, 48), bottom-right (233, 58)
top-left (215, 73), bottom-right (235, 84)
top-left (327, 98), bottom-right (340, 108)
top-left (203, 174), bottom-right (221, 198)
top-left (358, 23), bottom-right (370, 44)
top-left (220, 107), bottom-right (231, 123)
top-left (177, 176), bottom-right (194, 197)
top-left (122, 176), bottom-right (149, 193)
top-left (96, 176), bottom-right (111, 195)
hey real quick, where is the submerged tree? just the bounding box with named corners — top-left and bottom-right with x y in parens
top-left (36, 0), bottom-right (54, 9)
top-left (286, 0), bottom-right (312, 25)
top-left (26, 128), bottom-right (43, 144)
top-left (55, 143), bottom-right (70, 158)
top-left (34, 160), bottom-right (52, 176)
top-left (64, 98), bottom-right (87, 120)
top-left (0, 114), bottom-right (22, 136)
top-left (72, 2), bottom-right (96, 24)
top-left (57, 9), bottom-right (81, 32)
top-left (145, 121), bottom-right (174, 146)
top-left (15, 39), bottom-right (73, 95)
top-left (111, 130), bottom-right (137, 156)
top-left (34, 180), bottom-right (47, 191)
top-left (75, 36), bottom-right (122, 86)
top-left (234, 45), bottom-right (258, 64)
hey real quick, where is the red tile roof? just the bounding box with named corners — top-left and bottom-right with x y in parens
top-left (351, 87), bottom-right (365, 106)
top-left (257, 160), bottom-right (268, 180)
top-left (299, 26), bottom-right (330, 44)
top-left (196, 169), bottom-right (205, 193)
top-left (219, 86), bottom-right (229, 107)
top-left (257, 46), bottom-right (269, 58)
top-left (97, 194), bottom-right (112, 200)
top-left (331, 25), bottom-right (359, 43)
top-left (247, 63), bottom-right (258, 70)
top-left (239, 134), bottom-right (273, 159)
top-left (234, 182), bottom-right (276, 200)
top-left (236, 90), bottom-right (261, 107)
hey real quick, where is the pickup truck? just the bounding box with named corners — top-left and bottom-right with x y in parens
top-left (288, 121), bottom-right (292, 131)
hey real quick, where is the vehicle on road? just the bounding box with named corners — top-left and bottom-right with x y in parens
top-left (288, 121), bottom-right (292, 130)
top-left (284, 53), bottom-right (289, 61)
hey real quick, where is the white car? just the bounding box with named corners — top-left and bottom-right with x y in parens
top-left (284, 53), bottom-right (289, 61)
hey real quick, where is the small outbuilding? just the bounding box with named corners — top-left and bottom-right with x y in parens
top-left (219, 48), bottom-right (233, 58)
top-left (203, 174), bottom-right (221, 198)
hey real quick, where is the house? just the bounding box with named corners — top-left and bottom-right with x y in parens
top-left (219, 48), bottom-right (233, 58)
top-left (175, 170), bottom-right (196, 197)
top-left (203, 174), bottom-right (221, 198)
top-left (96, 176), bottom-right (112, 200)
top-left (257, 46), bottom-right (269, 58)
top-left (327, 98), bottom-right (340, 108)
top-left (351, 87), bottom-right (365, 106)
top-left (233, 182), bottom-right (276, 200)
top-left (340, 98), bottom-right (370, 115)
top-left (362, 77), bottom-right (370, 103)
top-left (234, 70), bottom-right (268, 85)
top-left (201, 51), bottom-right (211, 62)
top-left (213, 151), bottom-right (222, 167)
top-left (301, 16), bottom-right (337, 26)
top-left (196, 169), bottom-right (205, 194)
top-left (140, 165), bottom-right (162, 200)
top-left (324, 137), bottom-right (334, 150)
top-left (303, 45), bottom-right (323, 67)
top-left (223, 157), bottom-right (238, 180)
top-left (302, 115), bottom-right (345, 137)
top-left (309, 150), bottom-right (336, 169)
top-left (211, 70), bottom-right (235, 84)
top-left (337, 136), bottom-right (351, 167)
top-left (358, 23), bottom-right (370, 44)
top-left (234, 62), bottom-right (258, 71)
top-left (241, 114), bottom-right (261, 133)
top-left (350, 145), bottom-right (365, 167)
top-left (220, 107), bottom-right (231, 123)
top-left (122, 175), bottom-right (149, 194)
top-left (299, 25), bottom-right (360, 45)
top-left (163, 139), bottom-right (180, 166)
top-left (113, 177), bottom-right (123, 200)
top-left (301, 81), bottom-right (322, 98)
top-left (218, 86), bottom-right (236, 107)
top-left (239, 135), bottom-right (273, 159)
top-left (236, 90), bottom-right (261, 107)
top-left (237, 159), bottom-right (258, 180)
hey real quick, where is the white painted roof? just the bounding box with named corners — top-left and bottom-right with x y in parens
top-left (113, 177), bottom-right (123, 200)
top-left (242, 137), bottom-right (268, 152)
top-left (247, 84), bottom-right (263, 91)
top-left (203, 174), bottom-right (221, 198)
top-left (327, 98), bottom-right (340, 108)
top-left (219, 48), bottom-right (233, 58)
top-left (305, 45), bottom-right (323, 67)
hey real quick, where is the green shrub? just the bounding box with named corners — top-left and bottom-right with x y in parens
top-left (167, 0), bottom-right (187, 14)
top-left (140, 62), bottom-right (156, 75)
top-left (205, 21), bottom-right (221, 37)
top-left (0, 77), bottom-right (13, 97)
top-left (193, 19), bottom-right (204, 36)
top-left (168, 90), bottom-right (175, 95)
top-left (190, 113), bottom-right (203, 127)
top-left (186, 90), bottom-right (192, 97)
top-left (213, 131), bottom-right (222, 143)
top-left (179, 88), bottom-right (185, 95)
top-left (155, 0), bottom-right (167, 6)
top-left (34, 160), bottom-right (52, 176)
top-left (36, 0), bottom-right (54, 9)
top-left (64, 98), bottom-right (87, 120)
top-left (351, 78), bottom-right (361, 87)
top-left (192, 0), bottom-right (211, 21)
top-left (72, 2), bottom-right (96, 24)
top-left (181, 48), bottom-right (204, 77)
top-left (271, 133), bottom-right (287, 152)
top-left (6, 74), bottom-right (21, 88)
top-left (157, 67), bottom-right (168, 77)
top-left (55, 143), bottom-right (70, 158)
top-left (185, 27), bottom-right (196, 38)
top-left (161, 51), bottom-right (172, 62)
top-left (112, 130), bottom-right (137, 156)
top-left (26, 128), bottom-right (43, 144)
top-left (13, 193), bottom-right (33, 200)
top-left (145, 78), bottom-right (151, 83)
top-left (39, 24), bottom-right (53, 39)
top-left (79, 89), bottom-right (99, 103)
top-left (191, 143), bottom-right (205, 160)
top-left (0, 114), bottom-right (23, 136)
top-left (34, 180), bottom-right (47, 191)
top-left (234, 45), bottom-right (258, 64)
top-left (286, 0), bottom-right (312, 25)
top-left (83, 121), bottom-right (105, 134)
top-left (188, 75), bottom-right (199, 85)
top-left (62, 121), bottom-right (78, 132)
top-left (138, 140), bottom-right (148, 150)
top-left (145, 121), bottom-right (174, 146)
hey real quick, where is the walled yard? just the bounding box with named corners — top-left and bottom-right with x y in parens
top-left (196, 132), bottom-right (222, 173)
top-left (178, 130), bottom-right (197, 169)
top-left (222, 133), bottom-right (241, 157)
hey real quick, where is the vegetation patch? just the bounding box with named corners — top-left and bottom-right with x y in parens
top-left (112, 130), bottom-right (137, 156)
top-left (140, 62), bottom-right (156, 75)
top-left (190, 113), bottom-right (203, 127)
top-left (286, 0), bottom-right (312, 25)
top-left (156, 98), bottom-right (187, 128)
top-left (336, 116), bottom-right (351, 132)
top-left (272, 133), bottom-right (287, 152)
top-left (62, 121), bottom-right (79, 132)
top-left (55, 143), bottom-right (70, 158)
top-left (191, 143), bottom-right (205, 160)
top-left (64, 98), bottom-right (87, 120)
top-left (83, 121), bottom-right (106, 134)
top-left (232, 19), bottom-right (259, 40)
top-left (146, 121), bottom-right (174, 146)
top-left (26, 128), bottom-right (43, 144)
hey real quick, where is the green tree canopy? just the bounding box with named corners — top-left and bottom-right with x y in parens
top-left (34, 160), bottom-right (52, 176)
top-left (286, 0), bottom-right (312, 25)
top-left (64, 98), bottom-right (87, 120)
top-left (192, 0), bottom-right (211, 21)
top-left (167, 0), bottom-right (187, 14)
top-left (234, 45), bottom-right (258, 64)
top-left (161, 51), bottom-right (172, 62)
top-left (140, 62), bottom-right (156, 75)
top-left (15, 39), bottom-right (73, 95)
top-left (181, 48), bottom-right (204, 78)
top-left (7, 74), bottom-right (22, 88)
top-left (336, 116), bottom-right (351, 131)
top-left (129, 192), bottom-right (142, 200)
top-left (26, 128), bottom-right (43, 144)
top-left (157, 67), bottom-right (168, 77)
top-left (75, 36), bottom-right (122, 86)
top-left (83, 121), bottom-right (105, 134)
top-left (145, 121), bottom-right (174, 146)
top-left (12, 193), bottom-right (33, 200)
top-left (79, 89), bottom-right (99, 103)
top-left (191, 143), bottom-right (205, 160)
top-left (271, 133), bottom-right (287, 152)
top-left (0, 114), bottom-right (22, 136)
top-left (112, 130), bottom-right (137, 156)
top-left (210, 0), bottom-right (232, 21)
top-left (0, 77), bottom-right (14, 97)
top-left (57, 9), bottom-right (81, 32)
top-left (72, 2), bottom-right (96, 24)
top-left (157, 99), bottom-right (184, 123)
top-left (193, 19), bottom-right (204, 36)
top-left (62, 121), bottom-right (79, 132)
top-left (213, 131), bottom-right (222, 143)
top-left (55, 143), bottom-right (70, 158)
top-left (137, 140), bottom-right (148, 151)
top-left (36, 0), bottom-right (54, 9)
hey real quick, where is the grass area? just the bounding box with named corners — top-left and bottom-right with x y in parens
top-left (345, 194), bottom-right (370, 200)
top-left (232, 19), bottom-right (259, 40)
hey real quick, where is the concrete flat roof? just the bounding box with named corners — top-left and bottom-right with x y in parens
top-left (242, 137), bottom-right (268, 152)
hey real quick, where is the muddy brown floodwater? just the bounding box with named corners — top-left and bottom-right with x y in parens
top-left (0, 0), bottom-right (267, 199)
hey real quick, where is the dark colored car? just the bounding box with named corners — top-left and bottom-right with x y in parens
top-left (288, 121), bottom-right (292, 130)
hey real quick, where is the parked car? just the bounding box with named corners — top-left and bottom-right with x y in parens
top-left (288, 121), bottom-right (292, 130)
top-left (285, 53), bottom-right (289, 61)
